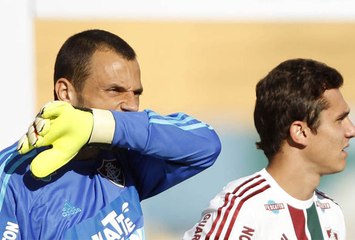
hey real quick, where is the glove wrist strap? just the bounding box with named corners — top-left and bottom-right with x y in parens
top-left (89, 109), bottom-right (115, 144)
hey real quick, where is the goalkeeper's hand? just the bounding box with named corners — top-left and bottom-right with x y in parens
top-left (17, 101), bottom-right (115, 178)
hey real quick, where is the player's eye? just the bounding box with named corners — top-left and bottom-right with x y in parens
top-left (108, 86), bottom-right (126, 93)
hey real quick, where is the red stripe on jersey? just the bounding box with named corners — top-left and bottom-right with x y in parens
top-left (232, 174), bottom-right (262, 195)
top-left (224, 185), bottom-right (270, 239)
top-left (205, 174), bottom-right (262, 240)
top-left (288, 205), bottom-right (308, 240)
top-left (206, 174), bottom-right (268, 239)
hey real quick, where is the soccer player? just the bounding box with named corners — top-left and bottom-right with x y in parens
top-left (0, 29), bottom-right (221, 239)
top-left (183, 58), bottom-right (355, 240)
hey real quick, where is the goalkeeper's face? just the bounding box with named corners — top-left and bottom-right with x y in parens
top-left (58, 49), bottom-right (143, 112)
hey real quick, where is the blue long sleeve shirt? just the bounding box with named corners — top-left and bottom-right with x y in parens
top-left (0, 109), bottom-right (221, 240)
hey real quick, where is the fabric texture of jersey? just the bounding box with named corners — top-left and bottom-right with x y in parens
top-left (183, 168), bottom-right (345, 240)
top-left (0, 109), bottom-right (221, 240)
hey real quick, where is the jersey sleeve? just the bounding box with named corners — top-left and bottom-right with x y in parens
top-left (0, 143), bottom-right (31, 240)
top-left (110, 109), bottom-right (221, 199)
top-left (0, 193), bottom-right (20, 240)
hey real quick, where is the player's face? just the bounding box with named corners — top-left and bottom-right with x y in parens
top-left (74, 49), bottom-right (143, 112)
top-left (306, 89), bottom-right (355, 175)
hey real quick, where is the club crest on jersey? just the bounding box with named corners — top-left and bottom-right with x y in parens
top-left (264, 200), bottom-right (284, 214)
top-left (97, 158), bottom-right (125, 187)
top-left (327, 229), bottom-right (339, 240)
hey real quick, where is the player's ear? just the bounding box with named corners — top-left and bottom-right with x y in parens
top-left (54, 78), bottom-right (77, 103)
top-left (289, 121), bottom-right (308, 146)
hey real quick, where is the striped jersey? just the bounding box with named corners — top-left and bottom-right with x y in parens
top-left (0, 109), bottom-right (221, 240)
top-left (183, 168), bottom-right (345, 240)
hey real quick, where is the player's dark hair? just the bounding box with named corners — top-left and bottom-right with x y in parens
top-left (53, 29), bottom-right (136, 99)
top-left (254, 58), bottom-right (343, 160)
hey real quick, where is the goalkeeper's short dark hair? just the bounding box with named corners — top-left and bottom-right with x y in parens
top-left (53, 29), bottom-right (136, 100)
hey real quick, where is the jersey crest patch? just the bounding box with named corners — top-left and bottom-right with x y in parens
top-left (327, 229), bottom-right (339, 240)
top-left (97, 158), bottom-right (125, 187)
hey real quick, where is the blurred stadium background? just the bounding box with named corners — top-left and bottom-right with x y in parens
top-left (1, 0), bottom-right (355, 239)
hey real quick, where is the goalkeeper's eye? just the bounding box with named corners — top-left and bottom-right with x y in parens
top-left (108, 86), bottom-right (126, 93)
top-left (134, 89), bottom-right (143, 96)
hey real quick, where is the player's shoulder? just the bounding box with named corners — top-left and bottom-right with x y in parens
top-left (0, 142), bottom-right (25, 174)
top-left (314, 189), bottom-right (345, 222)
top-left (0, 142), bottom-right (35, 181)
top-left (211, 169), bottom-right (270, 207)
top-left (0, 142), bottom-right (18, 163)
top-left (315, 189), bottom-right (341, 206)
top-left (222, 169), bottom-right (268, 193)
top-left (204, 170), bottom-right (270, 217)
top-left (0, 143), bottom-right (38, 202)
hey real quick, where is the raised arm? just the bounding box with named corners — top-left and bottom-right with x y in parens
top-left (17, 101), bottom-right (221, 179)
top-left (112, 110), bottom-right (221, 199)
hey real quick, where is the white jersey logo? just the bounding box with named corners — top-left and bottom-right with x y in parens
top-left (91, 202), bottom-right (136, 240)
top-left (2, 221), bottom-right (19, 240)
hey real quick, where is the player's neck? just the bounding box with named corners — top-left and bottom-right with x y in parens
top-left (266, 153), bottom-right (321, 201)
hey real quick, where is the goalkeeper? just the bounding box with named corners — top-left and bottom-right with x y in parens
top-left (0, 29), bottom-right (221, 239)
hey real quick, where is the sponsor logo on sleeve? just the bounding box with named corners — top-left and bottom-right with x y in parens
top-left (191, 213), bottom-right (211, 240)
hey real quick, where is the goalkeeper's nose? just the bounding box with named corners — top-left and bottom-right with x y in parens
top-left (120, 92), bottom-right (139, 112)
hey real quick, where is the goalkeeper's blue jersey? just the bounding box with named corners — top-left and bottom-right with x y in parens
top-left (0, 110), bottom-right (221, 240)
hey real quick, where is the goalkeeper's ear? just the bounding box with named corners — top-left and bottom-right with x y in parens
top-left (55, 78), bottom-right (77, 102)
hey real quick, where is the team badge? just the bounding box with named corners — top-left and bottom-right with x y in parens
top-left (97, 158), bottom-right (125, 187)
top-left (327, 229), bottom-right (339, 240)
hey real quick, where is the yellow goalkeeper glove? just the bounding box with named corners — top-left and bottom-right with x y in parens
top-left (17, 101), bottom-right (115, 178)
